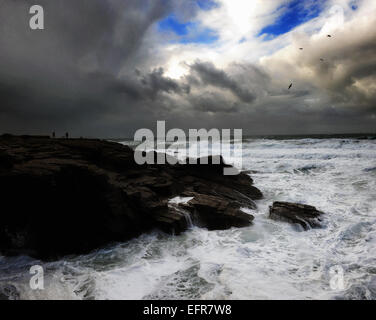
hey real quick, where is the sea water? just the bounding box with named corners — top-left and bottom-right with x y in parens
top-left (1, 136), bottom-right (375, 300)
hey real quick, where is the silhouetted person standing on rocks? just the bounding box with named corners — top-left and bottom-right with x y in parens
top-left (65, 132), bottom-right (69, 139)
top-left (52, 131), bottom-right (55, 138)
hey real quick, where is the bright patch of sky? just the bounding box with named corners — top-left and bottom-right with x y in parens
top-left (349, 0), bottom-right (359, 10)
top-left (155, 0), bottom-right (367, 79)
top-left (258, 0), bottom-right (323, 39)
top-left (158, 14), bottom-right (219, 44)
top-left (197, 0), bottom-right (219, 11)
top-left (158, 15), bottom-right (193, 36)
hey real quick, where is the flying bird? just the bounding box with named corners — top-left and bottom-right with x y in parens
top-left (299, 48), bottom-right (303, 50)
top-left (288, 83), bottom-right (293, 90)
top-left (327, 34), bottom-right (332, 37)
top-left (320, 58), bottom-right (325, 62)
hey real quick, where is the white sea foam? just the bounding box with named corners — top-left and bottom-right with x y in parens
top-left (1, 138), bottom-right (376, 299)
top-left (169, 196), bottom-right (194, 205)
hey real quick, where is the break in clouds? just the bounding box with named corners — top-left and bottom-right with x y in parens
top-left (0, 0), bottom-right (375, 137)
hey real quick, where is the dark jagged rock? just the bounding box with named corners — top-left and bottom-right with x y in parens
top-left (0, 135), bottom-right (262, 259)
top-left (180, 193), bottom-right (254, 230)
top-left (0, 284), bottom-right (20, 300)
top-left (269, 201), bottom-right (324, 230)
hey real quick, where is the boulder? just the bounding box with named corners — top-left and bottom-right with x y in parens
top-left (269, 201), bottom-right (324, 230)
top-left (181, 193), bottom-right (254, 230)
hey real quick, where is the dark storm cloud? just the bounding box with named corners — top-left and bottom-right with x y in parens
top-left (190, 61), bottom-right (255, 103)
top-left (309, 31), bottom-right (376, 109)
top-left (99, 68), bottom-right (189, 101)
top-left (188, 91), bottom-right (240, 114)
top-left (139, 68), bottom-right (190, 97)
top-left (270, 18), bottom-right (376, 113)
top-left (0, 0), bottom-right (375, 137)
top-left (0, 0), bottom-right (179, 136)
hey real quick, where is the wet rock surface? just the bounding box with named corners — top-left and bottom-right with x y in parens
top-left (180, 193), bottom-right (254, 230)
top-left (0, 135), bottom-right (262, 259)
top-left (269, 201), bottom-right (324, 230)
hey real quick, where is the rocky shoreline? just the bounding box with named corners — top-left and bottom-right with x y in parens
top-left (0, 135), bottom-right (324, 261)
top-left (0, 135), bottom-right (263, 260)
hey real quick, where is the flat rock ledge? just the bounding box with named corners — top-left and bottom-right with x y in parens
top-left (269, 201), bottom-right (324, 230)
top-left (0, 135), bottom-right (262, 259)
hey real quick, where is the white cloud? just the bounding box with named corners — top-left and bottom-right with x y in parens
top-left (160, 0), bottom-right (287, 78)
top-left (155, 0), bottom-right (375, 86)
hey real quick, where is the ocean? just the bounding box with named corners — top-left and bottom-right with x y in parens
top-left (1, 135), bottom-right (376, 299)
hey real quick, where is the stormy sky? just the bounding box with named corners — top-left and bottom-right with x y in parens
top-left (0, 0), bottom-right (375, 137)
